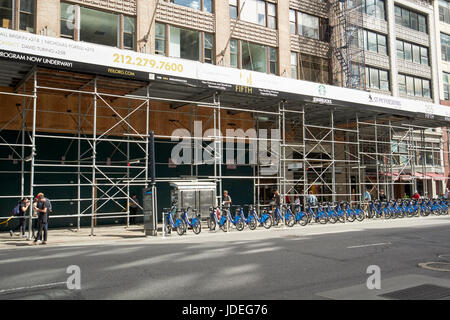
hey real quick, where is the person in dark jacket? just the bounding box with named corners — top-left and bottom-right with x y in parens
top-left (379, 189), bottom-right (387, 202)
top-left (9, 198), bottom-right (30, 238)
top-left (32, 195), bottom-right (51, 245)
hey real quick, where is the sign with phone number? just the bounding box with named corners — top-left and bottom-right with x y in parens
top-left (112, 53), bottom-right (184, 73)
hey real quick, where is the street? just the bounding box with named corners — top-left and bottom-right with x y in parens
top-left (1, 216), bottom-right (450, 300)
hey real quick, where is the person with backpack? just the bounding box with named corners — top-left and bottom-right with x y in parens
top-left (32, 194), bottom-right (51, 245)
top-left (9, 198), bottom-right (30, 238)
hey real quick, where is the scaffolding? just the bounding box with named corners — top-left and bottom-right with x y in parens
top-left (0, 66), bottom-right (448, 236)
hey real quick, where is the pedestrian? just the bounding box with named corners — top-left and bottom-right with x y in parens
top-left (9, 197), bottom-right (30, 238)
top-left (222, 190), bottom-right (232, 210)
top-left (445, 188), bottom-right (449, 200)
top-left (307, 190), bottom-right (317, 206)
top-left (32, 194), bottom-right (51, 245)
top-left (129, 194), bottom-right (139, 225)
top-left (294, 196), bottom-right (301, 211)
top-left (379, 189), bottom-right (387, 202)
top-left (412, 190), bottom-right (420, 200)
top-left (272, 189), bottom-right (282, 209)
top-left (362, 187), bottom-right (371, 211)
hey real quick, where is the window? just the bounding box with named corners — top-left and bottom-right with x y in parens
top-left (229, 0), bottom-right (237, 19)
top-left (297, 53), bottom-right (329, 84)
top-left (80, 6), bottom-right (119, 47)
top-left (123, 16), bottom-right (136, 50)
top-left (412, 45), bottom-right (420, 64)
top-left (289, 9), bottom-right (296, 34)
top-left (60, 3), bottom-right (75, 39)
top-left (155, 23), bottom-right (166, 55)
top-left (230, 39), bottom-right (238, 68)
top-left (439, 0), bottom-right (450, 24)
top-left (298, 12), bottom-right (319, 40)
top-left (396, 40), bottom-right (404, 60)
top-left (290, 52), bottom-right (298, 79)
top-left (241, 42), bottom-right (267, 73)
top-left (351, 29), bottom-right (387, 54)
top-left (169, 26), bottom-right (200, 61)
top-left (444, 72), bottom-right (450, 100)
top-left (404, 42), bottom-right (412, 61)
top-left (399, 74), bottom-right (431, 98)
top-left (234, 40), bottom-right (277, 74)
top-left (420, 47), bottom-right (429, 65)
top-left (394, 5), bottom-right (427, 33)
top-left (290, 9), bottom-right (328, 41)
top-left (170, 0), bottom-right (213, 13)
top-left (204, 33), bottom-right (214, 64)
top-left (360, 0), bottom-right (386, 20)
top-left (0, 0), bottom-right (13, 29)
top-left (19, 0), bottom-right (35, 33)
top-left (240, 0), bottom-right (267, 27)
top-left (365, 66), bottom-right (389, 90)
top-left (441, 33), bottom-right (450, 62)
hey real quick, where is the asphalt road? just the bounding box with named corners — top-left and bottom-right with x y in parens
top-left (1, 218), bottom-right (450, 300)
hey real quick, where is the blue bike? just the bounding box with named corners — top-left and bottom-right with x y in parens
top-left (272, 205), bottom-right (295, 227)
top-left (164, 206), bottom-right (186, 236)
top-left (218, 207), bottom-right (244, 232)
top-left (181, 207), bottom-right (201, 234)
top-left (237, 206), bottom-right (257, 230)
top-left (249, 205), bottom-right (272, 229)
top-left (294, 204), bottom-right (308, 226)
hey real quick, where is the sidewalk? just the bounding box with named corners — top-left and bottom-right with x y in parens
top-left (1, 214), bottom-right (450, 250)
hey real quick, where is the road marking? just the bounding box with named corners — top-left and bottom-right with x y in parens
top-left (347, 242), bottom-right (391, 249)
top-left (0, 281), bottom-right (67, 295)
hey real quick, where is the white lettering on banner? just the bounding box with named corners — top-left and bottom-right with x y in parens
top-left (0, 27), bottom-right (448, 120)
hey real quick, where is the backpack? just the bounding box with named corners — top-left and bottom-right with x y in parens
top-left (12, 203), bottom-right (21, 216)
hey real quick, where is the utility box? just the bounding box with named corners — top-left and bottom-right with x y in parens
top-left (143, 186), bottom-right (157, 236)
top-left (169, 181), bottom-right (216, 220)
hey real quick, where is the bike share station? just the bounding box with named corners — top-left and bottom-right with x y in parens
top-left (0, 28), bottom-right (449, 239)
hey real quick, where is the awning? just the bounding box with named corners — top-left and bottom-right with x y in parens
top-left (425, 172), bottom-right (448, 180)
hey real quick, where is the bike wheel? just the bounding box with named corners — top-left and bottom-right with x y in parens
top-left (263, 216), bottom-right (272, 229)
top-left (235, 219), bottom-right (245, 231)
top-left (248, 218), bottom-right (257, 230)
top-left (319, 215), bottom-right (328, 224)
top-left (328, 214), bottom-right (337, 224)
top-left (356, 211), bottom-right (365, 222)
top-left (209, 218), bottom-right (216, 231)
top-left (165, 224), bottom-right (172, 235)
top-left (338, 214), bottom-right (345, 223)
top-left (192, 220), bottom-right (201, 234)
top-left (220, 221), bottom-right (228, 232)
top-left (299, 215), bottom-right (308, 226)
top-left (286, 215), bottom-right (295, 227)
top-left (176, 220), bottom-right (186, 236)
top-left (347, 213), bottom-right (356, 223)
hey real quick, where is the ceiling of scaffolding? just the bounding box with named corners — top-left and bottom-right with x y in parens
top-left (0, 28), bottom-right (449, 128)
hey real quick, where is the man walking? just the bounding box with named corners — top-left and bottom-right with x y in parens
top-left (32, 194), bottom-right (51, 245)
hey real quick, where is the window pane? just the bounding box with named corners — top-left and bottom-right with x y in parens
top-left (241, 0), bottom-right (265, 26)
top-left (155, 23), bottom-right (166, 55)
top-left (366, 0), bottom-right (375, 16)
top-left (414, 78), bottom-right (422, 96)
top-left (370, 68), bottom-right (379, 89)
top-left (418, 15), bottom-right (426, 33)
top-left (230, 39), bottom-right (238, 68)
top-left (412, 45), bottom-right (420, 64)
top-left (241, 41), bottom-right (267, 73)
top-left (376, 0), bottom-right (385, 20)
top-left (379, 70), bottom-right (389, 90)
top-left (80, 7), bottom-right (119, 47)
top-left (60, 3), bottom-right (75, 38)
top-left (269, 47), bottom-right (278, 74)
top-left (0, 0), bottom-right (13, 29)
top-left (398, 74), bottom-right (406, 94)
top-left (395, 6), bottom-right (402, 25)
top-left (299, 12), bottom-right (319, 39)
top-left (123, 16), bottom-right (136, 50)
top-left (420, 47), bottom-right (428, 65)
top-left (169, 26), bottom-right (200, 61)
top-left (402, 8), bottom-right (410, 28)
top-left (410, 12), bottom-right (418, 30)
top-left (406, 76), bottom-right (414, 95)
top-left (291, 52), bottom-right (298, 79)
top-left (368, 31), bottom-right (377, 52)
top-left (229, 0), bottom-right (237, 19)
top-left (422, 79), bottom-right (430, 98)
top-left (289, 10), bottom-right (296, 34)
top-left (396, 40), bottom-right (404, 59)
top-left (204, 33), bottom-right (214, 64)
top-left (19, 0), bottom-right (35, 33)
top-left (377, 34), bottom-right (386, 54)
top-left (404, 42), bottom-right (412, 61)
top-left (203, 0), bottom-right (212, 13)
top-left (171, 0), bottom-right (201, 11)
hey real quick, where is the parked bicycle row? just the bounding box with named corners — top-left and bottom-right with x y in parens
top-left (162, 198), bottom-right (449, 236)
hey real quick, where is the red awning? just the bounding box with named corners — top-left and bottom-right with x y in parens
top-left (426, 172), bottom-right (448, 180)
